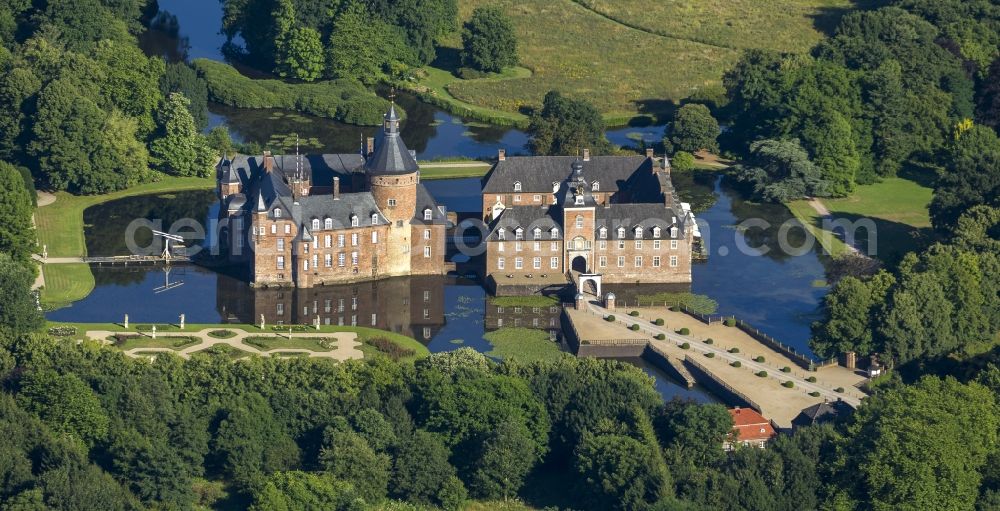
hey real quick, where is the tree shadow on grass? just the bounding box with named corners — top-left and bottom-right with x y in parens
top-left (431, 46), bottom-right (463, 75)
top-left (824, 212), bottom-right (935, 266)
top-left (897, 161), bottom-right (939, 189)
top-left (632, 98), bottom-right (676, 125)
top-left (809, 0), bottom-right (891, 37)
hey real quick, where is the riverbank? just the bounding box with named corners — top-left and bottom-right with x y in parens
top-left (34, 175), bottom-right (215, 308)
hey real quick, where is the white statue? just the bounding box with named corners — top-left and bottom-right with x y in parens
top-left (123, 314), bottom-right (129, 330)
top-left (151, 325), bottom-right (157, 339)
top-left (179, 314), bottom-right (185, 330)
top-left (260, 314), bottom-right (265, 330)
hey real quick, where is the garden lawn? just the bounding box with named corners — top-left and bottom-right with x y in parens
top-left (35, 175), bottom-right (215, 258)
top-left (486, 327), bottom-right (566, 363)
top-left (114, 336), bottom-right (199, 351)
top-left (243, 336), bottom-right (335, 352)
top-left (40, 263), bottom-right (96, 309)
top-left (488, 295), bottom-right (561, 308)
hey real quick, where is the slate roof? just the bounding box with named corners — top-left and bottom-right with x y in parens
top-left (792, 401), bottom-right (852, 428)
top-left (230, 154), bottom-right (365, 190)
top-left (486, 206), bottom-right (562, 241)
top-left (365, 105), bottom-right (420, 175)
top-left (413, 183), bottom-right (449, 225)
top-left (594, 204), bottom-right (685, 238)
top-left (482, 155), bottom-right (653, 194)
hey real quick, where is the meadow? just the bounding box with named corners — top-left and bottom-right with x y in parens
top-left (419, 0), bottom-right (855, 124)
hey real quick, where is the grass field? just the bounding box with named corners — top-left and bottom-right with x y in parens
top-left (485, 327), bottom-right (566, 362)
top-left (786, 176), bottom-right (934, 260)
top-left (40, 263), bottom-right (96, 309)
top-left (418, 161), bottom-right (493, 180)
top-left (414, 0), bottom-right (853, 123)
top-left (243, 336), bottom-right (335, 352)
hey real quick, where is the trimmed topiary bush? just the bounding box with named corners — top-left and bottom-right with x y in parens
top-left (629, 310), bottom-right (640, 317)
top-left (809, 391), bottom-right (821, 397)
top-left (756, 371), bottom-right (768, 377)
top-left (731, 361), bottom-right (742, 368)
top-left (806, 376), bottom-right (817, 383)
top-left (728, 347), bottom-right (740, 353)
top-left (703, 338), bottom-right (714, 345)
top-left (704, 352), bottom-right (715, 358)
top-left (724, 318), bottom-right (736, 327)
top-left (630, 324), bottom-right (640, 331)
top-left (781, 366), bottom-right (791, 373)
top-left (754, 356), bottom-right (765, 363)
top-left (835, 387), bottom-right (845, 393)
top-left (655, 333), bottom-right (666, 340)
top-left (676, 327), bottom-right (690, 335)
top-left (604, 315), bottom-right (615, 322)
top-left (680, 342), bottom-right (690, 350)
top-left (654, 318), bottom-right (664, 326)
top-left (782, 381), bottom-right (794, 388)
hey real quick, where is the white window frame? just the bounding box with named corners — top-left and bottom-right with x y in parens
top-left (351, 233), bottom-right (358, 246)
top-left (277, 239), bottom-right (285, 251)
top-left (371, 231), bottom-right (378, 244)
top-left (617, 256), bottom-right (625, 267)
top-left (372, 214), bottom-right (379, 225)
top-left (312, 219), bottom-right (320, 230)
top-left (533, 257), bottom-right (541, 269)
top-left (277, 256), bottom-right (285, 270)
top-left (670, 255), bottom-right (678, 267)
top-left (653, 256), bottom-right (661, 267)
top-left (550, 257), bottom-right (559, 269)
top-left (325, 254), bottom-right (332, 267)
top-left (387, 198), bottom-right (397, 207)
top-left (497, 257), bottom-right (505, 270)
top-left (671, 240), bottom-right (679, 250)
top-left (424, 229), bottom-right (431, 240)
top-left (515, 257), bottom-right (523, 270)
top-left (273, 208), bottom-right (282, 218)
top-left (513, 181), bottom-right (522, 192)
top-left (599, 256), bottom-right (607, 268)
top-left (653, 240), bottom-right (661, 250)
top-left (424, 209), bottom-right (432, 221)
top-left (635, 256), bottom-right (643, 267)
top-left (424, 246), bottom-right (431, 258)
top-left (351, 252), bottom-right (359, 266)
top-left (324, 235), bottom-right (331, 248)
top-left (338, 253), bottom-right (345, 267)
top-left (575, 215), bottom-right (584, 228)
top-left (337, 234), bottom-right (345, 248)
top-left (350, 215), bottom-right (359, 227)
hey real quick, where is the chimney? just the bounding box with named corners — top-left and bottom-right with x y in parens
top-left (333, 177), bottom-right (340, 200)
top-left (366, 137), bottom-right (375, 156)
top-left (646, 147), bottom-right (655, 158)
top-left (498, 148), bottom-right (506, 162)
top-left (583, 148), bottom-right (590, 162)
top-left (263, 150), bottom-right (273, 173)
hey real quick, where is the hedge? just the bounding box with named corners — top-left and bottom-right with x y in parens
top-left (193, 59), bottom-right (390, 126)
top-left (724, 318), bottom-right (736, 327)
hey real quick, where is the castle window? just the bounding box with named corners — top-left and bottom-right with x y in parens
top-left (617, 227), bottom-right (625, 238)
top-left (653, 240), bottom-right (660, 250)
top-left (514, 195), bottom-right (521, 203)
top-left (533, 257), bottom-right (541, 269)
top-left (599, 256), bottom-right (607, 267)
top-left (424, 246), bottom-right (431, 258)
top-left (337, 234), bottom-right (344, 247)
top-left (325, 235), bottom-right (331, 248)
top-left (350, 215), bottom-right (358, 227)
top-left (325, 218), bottom-right (333, 230)
top-left (277, 239), bottom-right (285, 251)
top-left (372, 232), bottom-right (378, 243)
top-left (284, 225), bottom-right (290, 234)
top-left (424, 208), bottom-right (432, 221)
top-left (635, 240), bottom-right (642, 249)
top-left (277, 256), bottom-right (285, 270)
top-left (635, 256), bottom-right (643, 267)
top-left (551, 227), bottom-right (559, 238)
top-left (670, 255), bottom-right (678, 267)
top-left (351, 252), bottom-right (359, 265)
top-left (551, 257), bottom-right (559, 269)
top-left (513, 181), bottom-right (522, 192)
top-left (592, 181), bottom-right (599, 191)
top-left (515, 257), bottom-right (523, 270)
top-left (599, 227), bottom-right (607, 239)
top-left (575, 215), bottom-right (583, 228)
top-left (424, 229), bottom-right (430, 240)
top-left (273, 208), bottom-right (281, 218)
top-left (533, 227), bottom-right (541, 240)
top-left (312, 218), bottom-right (320, 231)
top-left (497, 257), bottom-right (505, 270)
top-left (372, 214), bottom-right (378, 225)
top-left (351, 233), bottom-right (358, 246)
top-left (533, 194), bottom-right (541, 202)
top-left (387, 199), bottom-right (397, 207)
top-left (271, 224), bottom-right (277, 234)
top-left (515, 228), bottom-right (523, 240)
top-left (653, 226), bottom-right (661, 238)
top-left (671, 240), bottom-right (679, 250)
top-left (498, 228), bottom-right (505, 240)
top-left (325, 254), bottom-right (332, 267)
top-left (338, 253), bottom-right (345, 267)
top-left (635, 226), bottom-right (643, 238)
top-left (671, 227), bottom-right (679, 238)
top-left (653, 256), bottom-right (661, 267)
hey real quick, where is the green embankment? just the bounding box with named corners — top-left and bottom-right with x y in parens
top-left (193, 59), bottom-right (392, 126)
top-left (485, 327), bottom-right (566, 362)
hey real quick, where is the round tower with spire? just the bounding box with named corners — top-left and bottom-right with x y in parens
top-left (366, 102), bottom-right (420, 223)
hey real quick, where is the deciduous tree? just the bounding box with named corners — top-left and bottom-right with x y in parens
top-left (461, 6), bottom-right (518, 73)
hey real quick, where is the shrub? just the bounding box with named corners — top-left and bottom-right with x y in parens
top-left (676, 328), bottom-right (690, 335)
top-left (680, 342), bottom-right (690, 350)
top-left (835, 387), bottom-right (845, 393)
top-left (703, 338), bottom-right (714, 345)
top-left (806, 376), bottom-right (817, 383)
top-left (704, 352), bottom-right (715, 358)
top-left (655, 333), bottom-right (666, 340)
top-left (654, 318), bottom-right (664, 326)
top-left (809, 391), bottom-right (821, 397)
top-left (782, 381), bottom-right (794, 388)
top-left (48, 326), bottom-right (77, 337)
top-left (724, 318), bottom-right (736, 327)
top-left (629, 310), bottom-right (640, 317)
top-left (756, 371), bottom-right (768, 377)
top-left (604, 315), bottom-right (615, 322)
top-left (754, 356), bottom-right (765, 363)
top-left (731, 361), bottom-right (741, 368)
top-left (368, 337), bottom-right (415, 362)
top-left (781, 366), bottom-right (791, 373)
top-left (630, 324), bottom-right (640, 331)
top-left (208, 329), bottom-right (236, 339)
top-left (728, 347), bottom-right (740, 353)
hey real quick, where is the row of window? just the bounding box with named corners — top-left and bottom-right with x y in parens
top-left (496, 239), bottom-right (680, 252)
top-left (495, 255), bottom-right (679, 270)
top-left (498, 226), bottom-right (558, 240)
top-left (271, 309), bottom-right (433, 325)
top-left (496, 224), bottom-right (680, 240)
top-left (512, 181), bottom-right (599, 193)
top-left (276, 246), bottom-right (433, 270)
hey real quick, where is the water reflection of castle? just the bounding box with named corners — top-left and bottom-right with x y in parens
top-left (216, 275), bottom-right (446, 343)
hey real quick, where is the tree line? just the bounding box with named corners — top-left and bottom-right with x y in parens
top-left (0, 0), bottom-right (221, 195)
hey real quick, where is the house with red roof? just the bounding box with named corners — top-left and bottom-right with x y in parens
top-left (724, 407), bottom-right (777, 450)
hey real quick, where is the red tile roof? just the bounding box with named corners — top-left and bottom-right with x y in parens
top-left (728, 407), bottom-right (777, 442)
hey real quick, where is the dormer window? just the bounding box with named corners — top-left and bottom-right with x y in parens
top-left (599, 227), bottom-right (607, 239)
top-left (513, 181), bottom-right (522, 192)
top-left (324, 218), bottom-right (333, 230)
top-left (575, 195), bottom-right (584, 205)
top-left (617, 227), bottom-right (625, 238)
top-left (371, 214), bottom-right (379, 225)
top-left (671, 227), bottom-right (679, 238)
top-left (533, 227), bottom-right (541, 240)
top-left (551, 227), bottom-right (559, 238)
top-left (515, 228), bottom-right (524, 240)
top-left (635, 226), bottom-right (643, 238)
top-left (312, 218), bottom-right (320, 231)
top-left (424, 208), bottom-right (432, 221)
top-left (653, 226), bottom-right (661, 238)
top-left (498, 228), bottom-right (506, 240)
top-left (273, 208), bottom-right (282, 218)
top-left (592, 181), bottom-right (599, 191)
top-left (350, 215), bottom-right (359, 227)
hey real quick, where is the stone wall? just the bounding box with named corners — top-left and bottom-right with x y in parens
top-left (409, 223), bottom-right (448, 275)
